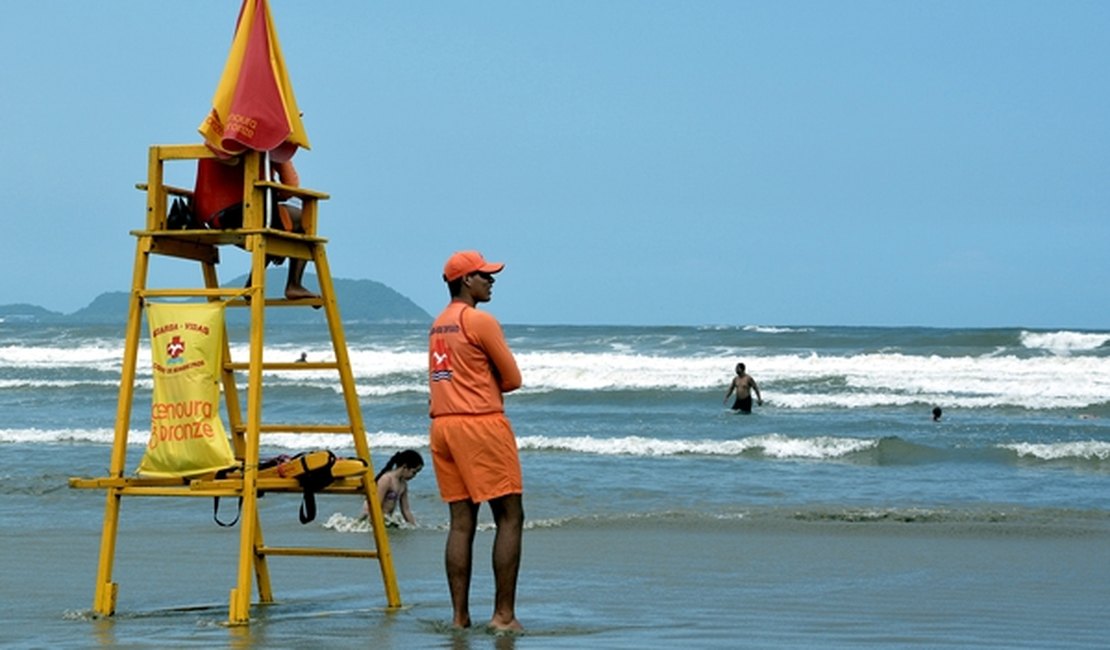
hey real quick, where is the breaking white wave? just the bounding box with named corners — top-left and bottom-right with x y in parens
top-left (742, 325), bottom-right (815, 334)
top-left (1020, 330), bottom-right (1110, 354)
top-left (0, 427), bottom-right (117, 445)
top-left (517, 433), bottom-right (877, 459)
top-left (2, 428), bottom-right (879, 461)
top-left (4, 328), bottom-right (1110, 411)
top-left (1001, 440), bottom-right (1110, 461)
top-left (0, 428), bottom-right (428, 454)
top-left (0, 343), bottom-right (127, 372)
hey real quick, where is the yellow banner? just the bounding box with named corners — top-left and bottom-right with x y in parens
top-left (137, 303), bottom-right (235, 477)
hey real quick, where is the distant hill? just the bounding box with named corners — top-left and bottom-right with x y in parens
top-left (0, 303), bottom-right (67, 323)
top-left (1, 270), bottom-right (431, 325)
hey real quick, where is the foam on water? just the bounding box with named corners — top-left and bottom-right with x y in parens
top-left (1020, 330), bottom-right (1110, 354)
top-left (512, 349), bottom-right (1110, 409)
top-left (0, 378), bottom-right (122, 390)
top-left (517, 432), bottom-right (878, 459)
top-left (0, 342), bottom-right (127, 371)
top-left (742, 325), bottom-right (815, 334)
top-left (1001, 440), bottom-right (1110, 461)
top-left (0, 428), bottom-right (428, 453)
top-left (0, 427), bottom-right (117, 445)
top-left (3, 327), bottom-right (1109, 410)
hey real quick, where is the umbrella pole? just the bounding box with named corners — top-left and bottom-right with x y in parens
top-left (263, 151), bottom-right (272, 229)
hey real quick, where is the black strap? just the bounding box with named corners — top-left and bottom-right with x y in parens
top-left (212, 464), bottom-right (242, 527)
top-left (213, 496), bottom-right (242, 527)
top-left (295, 451), bottom-right (336, 524)
top-left (298, 491), bottom-right (317, 524)
top-left (209, 454), bottom-right (334, 526)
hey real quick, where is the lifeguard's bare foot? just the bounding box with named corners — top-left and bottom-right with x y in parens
top-left (452, 615), bottom-right (472, 629)
top-left (487, 617), bottom-right (523, 633)
top-left (284, 285), bottom-right (320, 301)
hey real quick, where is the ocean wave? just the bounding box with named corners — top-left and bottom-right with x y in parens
top-left (325, 507), bottom-right (1110, 534)
top-left (260, 431), bottom-right (429, 453)
top-left (0, 378), bottom-right (123, 390)
top-left (354, 383), bottom-right (426, 398)
top-left (484, 349), bottom-right (1109, 409)
top-left (9, 425), bottom-right (1110, 474)
top-left (739, 434), bottom-right (879, 459)
top-left (561, 507), bottom-right (1110, 531)
top-left (789, 507), bottom-right (1010, 524)
top-left (253, 378), bottom-right (425, 398)
top-left (321, 512), bottom-right (416, 533)
top-left (0, 342), bottom-right (127, 371)
top-left (3, 333), bottom-right (1110, 411)
top-left (513, 350), bottom-right (1110, 407)
top-left (0, 427), bottom-right (117, 445)
top-left (515, 351), bottom-right (725, 391)
top-left (0, 428), bottom-right (891, 464)
top-left (762, 353), bottom-right (1110, 410)
top-left (742, 325), bottom-right (815, 334)
top-left (1000, 440), bottom-right (1110, 463)
top-left (517, 433), bottom-right (880, 460)
top-left (15, 426), bottom-right (1103, 471)
top-left (516, 433), bottom-right (967, 466)
top-left (321, 511), bottom-right (615, 534)
top-left (782, 506), bottom-right (1110, 528)
top-left (0, 428), bottom-right (428, 456)
top-left (1020, 330), bottom-right (1110, 354)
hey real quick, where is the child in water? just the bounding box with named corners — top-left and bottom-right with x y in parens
top-left (364, 449), bottom-right (423, 526)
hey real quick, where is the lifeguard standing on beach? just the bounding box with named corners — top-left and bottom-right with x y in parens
top-left (428, 250), bottom-right (525, 632)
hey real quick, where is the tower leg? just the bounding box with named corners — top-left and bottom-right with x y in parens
top-left (92, 237), bottom-right (151, 616)
top-left (314, 245), bottom-right (402, 608)
top-left (229, 233), bottom-right (270, 625)
top-left (252, 507), bottom-right (274, 604)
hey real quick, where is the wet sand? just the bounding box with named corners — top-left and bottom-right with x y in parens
top-left (5, 494), bottom-right (1109, 648)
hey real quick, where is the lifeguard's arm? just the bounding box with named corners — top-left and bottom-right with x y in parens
top-left (724, 378), bottom-right (736, 403)
top-left (273, 160), bottom-right (300, 186)
top-left (752, 379), bottom-right (763, 404)
top-left (469, 311), bottom-right (522, 393)
top-left (271, 160), bottom-right (300, 201)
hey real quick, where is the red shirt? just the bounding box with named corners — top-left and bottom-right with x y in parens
top-left (193, 158), bottom-right (299, 225)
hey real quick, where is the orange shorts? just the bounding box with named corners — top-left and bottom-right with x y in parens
top-left (429, 413), bottom-right (522, 503)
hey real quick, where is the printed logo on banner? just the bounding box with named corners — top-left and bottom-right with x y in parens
top-left (166, 335), bottom-right (186, 363)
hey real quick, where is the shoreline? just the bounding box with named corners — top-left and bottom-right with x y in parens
top-left (5, 501), bottom-right (1109, 648)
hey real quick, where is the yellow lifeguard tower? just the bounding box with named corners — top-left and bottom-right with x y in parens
top-left (69, 144), bottom-right (401, 625)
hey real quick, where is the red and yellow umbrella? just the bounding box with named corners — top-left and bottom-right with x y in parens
top-left (198, 0), bottom-right (309, 162)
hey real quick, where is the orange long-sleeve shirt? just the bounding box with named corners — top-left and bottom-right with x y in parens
top-left (428, 301), bottom-right (521, 418)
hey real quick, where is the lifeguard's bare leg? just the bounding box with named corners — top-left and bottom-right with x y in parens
top-left (281, 205), bottom-right (319, 300)
top-left (446, 499), bottom-right (479, 628)
top-left (284, 257), bottom-right (319, 300)
top-left (488, 493), bottom-right (524, 631)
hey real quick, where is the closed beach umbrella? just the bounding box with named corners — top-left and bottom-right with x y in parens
top-left (198, 0), bottom-right (309, 161)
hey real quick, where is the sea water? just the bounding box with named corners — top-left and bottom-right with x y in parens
top-left (2, 321), bottom-right (1108, 648)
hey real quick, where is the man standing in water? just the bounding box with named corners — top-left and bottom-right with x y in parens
top-left (428, 250), bottom-right (524, 632)
top-left (724, 362), bottom-right (763, 413)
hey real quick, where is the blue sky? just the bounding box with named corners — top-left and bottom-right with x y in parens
top-left (3, 1), bottom-right (1107, 328)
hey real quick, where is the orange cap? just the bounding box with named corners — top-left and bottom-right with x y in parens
top-left (443, 250), bottom-right (505, 282)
